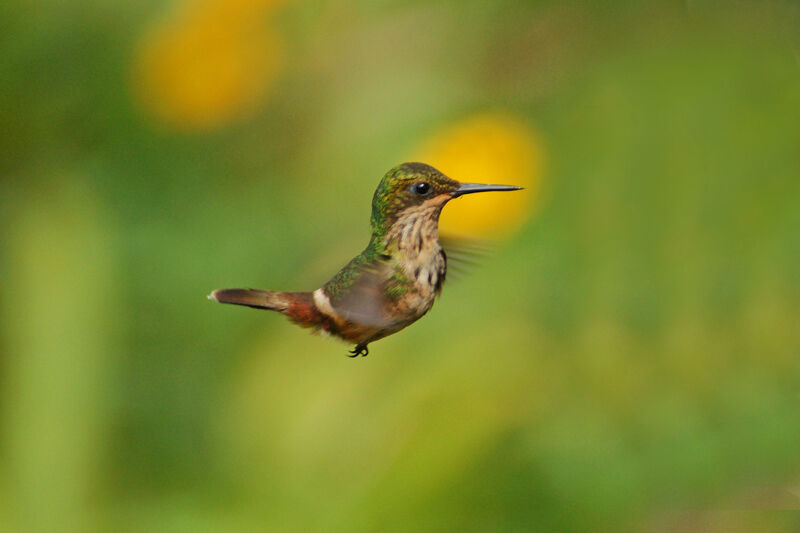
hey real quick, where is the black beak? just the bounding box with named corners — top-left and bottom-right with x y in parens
top-left (451, 182), bottom-right (524, 198)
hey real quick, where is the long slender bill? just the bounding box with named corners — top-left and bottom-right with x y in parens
top-left (451, 182), bottom-right (524, 197)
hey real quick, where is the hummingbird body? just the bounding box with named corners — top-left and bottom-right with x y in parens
top-left (210, 162), bottom-right (521, 356)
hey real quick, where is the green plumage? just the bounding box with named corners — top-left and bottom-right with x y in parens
top-left (325, 162), bottom-right (458, 304)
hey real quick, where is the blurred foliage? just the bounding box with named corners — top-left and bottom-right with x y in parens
top-left (1, 1), bottom-right (799, 532)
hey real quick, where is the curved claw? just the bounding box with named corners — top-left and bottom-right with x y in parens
top-left (348, 344), bottom-right (369, 357)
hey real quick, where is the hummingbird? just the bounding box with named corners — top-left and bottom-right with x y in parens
top-left (209, 162), bottom-right (522, 357)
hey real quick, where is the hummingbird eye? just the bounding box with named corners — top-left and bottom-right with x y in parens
top-left (412, 182), bottom-right (432, 195)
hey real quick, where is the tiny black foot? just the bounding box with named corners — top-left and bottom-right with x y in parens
top-left (347, 344), bottom-right (369, 357)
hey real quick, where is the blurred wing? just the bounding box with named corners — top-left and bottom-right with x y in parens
top-left (329, 262), bottom-right (395, 328)
top-left (439, 235), bottom-right (495, 280)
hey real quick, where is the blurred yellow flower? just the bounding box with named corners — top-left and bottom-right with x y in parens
top-left (134, 0), bottom-right (285, 131)
top-left (416, 113), bottom-right (544, 238)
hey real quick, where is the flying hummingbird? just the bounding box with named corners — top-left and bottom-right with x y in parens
top-left (209, 162), bottom-right (522, 357)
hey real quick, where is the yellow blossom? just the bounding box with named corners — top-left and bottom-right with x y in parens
top-left (416, 113), bottom-right (544, 238)
top-left (133, 0), bottom-right (285, 131)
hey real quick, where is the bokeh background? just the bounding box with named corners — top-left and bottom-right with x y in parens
top-left (1, 1), bottom-right (799, 531)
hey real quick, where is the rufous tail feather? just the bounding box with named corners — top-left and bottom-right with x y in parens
top-left (208, 289), bottom-right (289, 312)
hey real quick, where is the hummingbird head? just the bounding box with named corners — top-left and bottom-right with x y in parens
top-left (369, 162), bottom-right (522, 241)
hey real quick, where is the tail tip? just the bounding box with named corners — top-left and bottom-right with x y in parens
top-left (207, 290), bottom-right (219, 302)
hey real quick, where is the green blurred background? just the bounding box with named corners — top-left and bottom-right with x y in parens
top-left (1, 1), bottom-right (799, 531)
